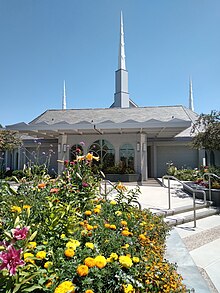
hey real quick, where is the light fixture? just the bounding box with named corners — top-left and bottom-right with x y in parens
top-left (136, 142), bottom-right (140, 152)
top-left (63, 144), bottom-right (67, 152)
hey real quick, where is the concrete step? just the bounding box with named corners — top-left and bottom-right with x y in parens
top-left (164, 207), bottom-right (219, 227)
top-left (150, 201), bottom-right (211, 217)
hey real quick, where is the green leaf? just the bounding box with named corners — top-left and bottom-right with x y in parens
top-left (29, 230), bottom-right (37, 241)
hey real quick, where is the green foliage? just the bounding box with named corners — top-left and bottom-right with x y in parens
top-left (0, 130), bottom-right (21, 151)
top-left (191, 110), bottom-right (220, 150)
top-left (0, 154), bottom-right (188, 292)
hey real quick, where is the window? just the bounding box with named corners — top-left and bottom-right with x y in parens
top-left (119, 144), bottom-right (134, 170)
top-left (210, 150), bottom-right (215, 166)
top-left (70, 144), bottom-right (84, 161)
top-left (88, 140), bottom-right (115, 168)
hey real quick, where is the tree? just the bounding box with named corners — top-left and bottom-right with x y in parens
top-left (191, 110), bottom-right (220, 151)
top-left (0, 130), bottom-right (21, 151)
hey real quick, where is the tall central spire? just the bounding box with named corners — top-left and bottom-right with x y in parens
top-left (189, 77), bottom-right (194, 111)
top-left (118, 11), bottom-right (126, 70)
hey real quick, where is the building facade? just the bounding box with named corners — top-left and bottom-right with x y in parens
top-left (6, 13), bottom-right (219, 181)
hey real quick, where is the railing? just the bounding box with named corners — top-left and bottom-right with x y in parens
top-left (99, 179), bottom-right (141, 210)
top-left (162, 175), bottom-right (208, 228)
top-left (203, 173), bottom-right (220, 202)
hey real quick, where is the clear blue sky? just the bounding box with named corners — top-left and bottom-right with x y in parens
top-left (0, 0), bottom-right (219, 126)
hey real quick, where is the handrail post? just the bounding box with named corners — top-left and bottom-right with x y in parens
top-left (208, 174), bottom-right (212, 201)
top-left (104, 180), bottom-right (107, 195)
top-left (168, 177), bottom-right (171, 209)
top-left (193, 190), bottom-right (196, 228)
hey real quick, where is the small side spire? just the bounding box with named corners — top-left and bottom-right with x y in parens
top-left (118, 11), bottom-right (126, 70)
top-left (189, 77), bottom-right (194, 111)
top-left (62, 80), bottom-right (67, 110)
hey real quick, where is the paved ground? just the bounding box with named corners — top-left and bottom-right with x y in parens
top-left (122, 180), bottom-right (220, 292)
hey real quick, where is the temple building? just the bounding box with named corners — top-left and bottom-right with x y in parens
top-left (7, 13), bottom-right (216, 181)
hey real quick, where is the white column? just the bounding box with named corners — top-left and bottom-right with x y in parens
top-left (58, 134), bottom-right (68, 174)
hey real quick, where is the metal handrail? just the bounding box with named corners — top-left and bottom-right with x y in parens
top-left (203, 173), bottom-right (220, 202)
top-left (162, 175), bottom-right (207, 228)
top-left (99, 179), bottom-right (141, 209)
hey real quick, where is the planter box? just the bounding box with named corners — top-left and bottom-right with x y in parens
top-left (183, 182), bottom-right (220, 207)
top-left (104, 173), bottom-right (141, 182)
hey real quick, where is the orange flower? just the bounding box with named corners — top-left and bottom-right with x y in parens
top-left (84, 210), bottom-right (92, 216)
top-left (84, 257), bottom-right (96, 268)
top-left (77, 264), bottom-right (89, 276)
top-left (93, 208), bottom-right (101, 214)
top-left (121, 220), bottom-right (127, 226)
top-left (104, 223), bottom-right (110, 228)
top-left (65, 248), bottom-right (75, 258)
top-left (50, 188), bottom-right (59, 194)
top-left (38, 183), bottom-right (46, 189)
top-left (110, 224), bottom-right (116, 230)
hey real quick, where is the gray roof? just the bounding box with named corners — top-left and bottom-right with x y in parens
top-left (7, 105), bottom-right (196, 139)
top-left (30, 105), bottom-right (197, 125)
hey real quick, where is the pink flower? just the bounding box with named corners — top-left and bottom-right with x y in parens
top-left (82, 182), bottom-right (89, 187)
top-left (0, 245), bottom-right (25, 275)
top-left (11, 226), bottom-right (30, 240)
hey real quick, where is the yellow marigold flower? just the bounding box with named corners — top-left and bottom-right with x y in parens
top-left (119, 255), bottom-right (133, 268)
top-left (44, 261), bottom-right (53, 269)
top-left (36, 250), bottom-right (46, 260)
top-left (106, 257), bottom-right (112, 262)
top-left (27, 241), bottom-right (37, 249)
top-left (123, 284), bottom-right (135, 293)
top-left (110, 200), bottom-right (117, 205)
top-left (85, 290), bottom-right (94, 293)
top-left (11, 206), bottom-right (22, 213)
top-left (85, 242), bottom-right (94, 249)
top-left (139, 234), bottom-right (147, 241)
top-left (93, 225), bottom-right (98, 229)
top-left (132, 257), bottom-right (140, 263)
top-left (23, 205), bottom-right (31, 209)
top-left (93, 208), bottom-right (101, 214)
top-left (96, 204), bottom-right (101, 209)
top-left (121, 220), bottom-right (127, 226)
top-left (121, 243), bottom-right (130, 249)
top-left (104, 223), bottom-right (110, 228)
top-left (95, 255), bottom-right (107, 269)
top-left (54, 280), bottom-right (75, 293)
top-left (86, 224), bottom-right (93, 231)
top-left (84, 257), bottom-right (96, 268)
top-left (65, 248), bottom-right (75, 258)
top-left (24, 252), bottom-right (35, 264)
top-left (110, 224), bottom-right (116, 230)
top-left (77, 264), bottom-right (89, 276)
top-left (115, 210), bottom-right (122, 216)
top-left (61, 233), bottom-right (66, 239)
top-left (110, 253), bottom-right (118, 260)
top-left (66, 239), bottom-right (80, 250)
top-left (121, 230), bottom-right (130, 236)
top-left (84, 210), bottom-right (92, 216)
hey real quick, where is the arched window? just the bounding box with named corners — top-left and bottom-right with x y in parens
top-left (210, 150), bottom-right (215, 166)
top-left (119, 144), bottom-right (135, 171)
top-left (88, 140), bottom-right (115, 168)
top-left (70, 144), bottom-right (84, 161)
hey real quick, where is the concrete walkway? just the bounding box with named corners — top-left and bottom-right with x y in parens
top-left (124, 181), bottom-right (220, 292)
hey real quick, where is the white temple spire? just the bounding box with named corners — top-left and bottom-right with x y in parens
top-left (189, 77), bottom-right (194, 111)
top-left (62, 80), bottom-right (67, 110)
top-left (118, 11), bottom-right (126, 70)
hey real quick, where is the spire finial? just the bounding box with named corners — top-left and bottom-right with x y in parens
top-left (118, 11), bottom-right (126, 70)
top-left (189, 77), bottom-right (194, 111)
top-left (62, 80), bottom-right (67, 110)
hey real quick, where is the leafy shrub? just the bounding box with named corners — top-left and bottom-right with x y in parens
top-left (0, 153), bottom-right (188, 292)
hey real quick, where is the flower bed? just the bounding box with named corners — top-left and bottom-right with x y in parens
top-left (0, 153), bottom-right (188, 292)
